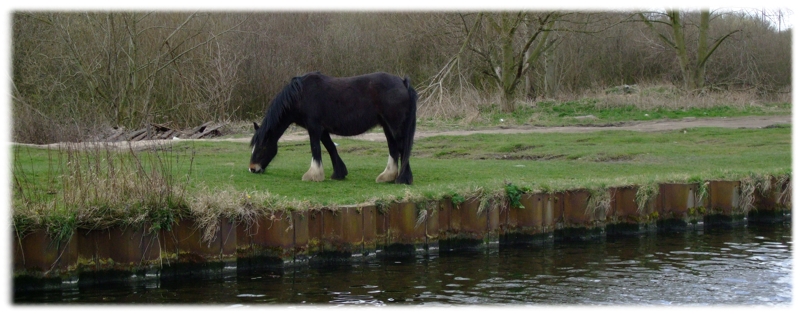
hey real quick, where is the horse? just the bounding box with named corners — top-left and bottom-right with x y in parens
top-left (249, 72), bottom-right (417, 185)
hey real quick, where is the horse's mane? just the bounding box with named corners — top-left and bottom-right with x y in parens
top-left (250, 75), bottom-right (304, 147)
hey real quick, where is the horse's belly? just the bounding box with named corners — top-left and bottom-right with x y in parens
top-left (325, 120), bottom-right (377, 136)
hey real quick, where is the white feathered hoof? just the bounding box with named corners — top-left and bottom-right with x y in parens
top-left (302, 159), bottom-right (325, 182)
top-left (375, 155), bottom-right (398, 183)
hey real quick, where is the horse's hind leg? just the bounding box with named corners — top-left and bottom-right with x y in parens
top-left (321, 131), bottom-right (348, 180)
top-left (394, 113), bottom-right (415, 185)
top-left (302, 131), bottom-right (325, 182)
top-left (393, 136), bottom-right (412, 185)
top-left (376, 128), bottom-right (400, 183)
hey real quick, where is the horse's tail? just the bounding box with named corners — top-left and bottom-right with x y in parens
top-left (397, 76), bottom-right (417, 184)
top-left (404, 77), bottom-right (418, 139)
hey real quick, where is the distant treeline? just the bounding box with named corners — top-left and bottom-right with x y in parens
top-left (12, 11), bottom-right (791, 143)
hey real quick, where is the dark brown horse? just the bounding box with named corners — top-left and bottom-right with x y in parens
top-left (249, 72), bottom-right (417, 184)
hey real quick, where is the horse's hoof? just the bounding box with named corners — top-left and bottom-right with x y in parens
top-left (331, 167), bottom-right (348, 180)
top-left (394, 175), bottom-right (412, 185)
top-left (302, 172), bottom-right (324, 182)
top-left (376, 172), bottom-right (398, 183)
top-left (302, 160), bottom-right (325, 182)
top-left (302, 169), bottom-right (325, 182)
top-left (302, 176), bottom-right (324, 182)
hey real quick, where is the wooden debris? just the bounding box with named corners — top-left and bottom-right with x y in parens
top-left (126, 128), bottom-right (147, 141)
top-left (159, 130), bottom-right (176, 140)
top-left (106, 128), bottom-right (126, 141)
top-left (188, 121), bottom-right (213, 135)
top-left (101, 121), bottom-right (226, 142)
top-left (131, 131), bottom-right (149, 142)
top-left (190, 122), bottom-right (227, 139)
top-left (150, 122), bottom-right (172, 132)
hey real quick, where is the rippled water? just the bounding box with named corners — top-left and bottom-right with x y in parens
top-left (15, 224), bottom-right (792, 305)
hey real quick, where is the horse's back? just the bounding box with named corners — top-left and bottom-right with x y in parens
top-left (301, 72), bottom-right (410, 109)
top-left (298, 72), bottom-right (413, 136)
top-left (304, 72), bottom-right (404, 91)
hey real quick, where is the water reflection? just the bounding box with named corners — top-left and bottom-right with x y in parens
top-left (14, 224), bottom-right (792, 305)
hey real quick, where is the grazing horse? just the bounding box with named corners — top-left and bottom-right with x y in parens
top-left (249, 72), bottom-right (417, 184)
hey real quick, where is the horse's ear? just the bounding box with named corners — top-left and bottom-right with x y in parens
top-left (253, 122), bottom-right (259, 131)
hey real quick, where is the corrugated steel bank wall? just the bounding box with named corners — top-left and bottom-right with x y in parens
top-left (13, 179), bottom-right (791, 292)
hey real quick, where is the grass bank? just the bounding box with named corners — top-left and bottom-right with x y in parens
top-left (11, 124), bottom-right (791, 241)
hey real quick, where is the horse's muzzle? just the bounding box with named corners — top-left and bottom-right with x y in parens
top-left (249, 164), bottom-right (263, 174)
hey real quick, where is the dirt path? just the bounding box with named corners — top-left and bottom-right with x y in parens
top-left (248, 115), bottom-right (792, 143)
top-left (17, 116), bottom-right (791, 150)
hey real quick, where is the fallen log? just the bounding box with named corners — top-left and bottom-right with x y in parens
top-left (126, 128), bottom-right (147, 141)
top-left (150, 122), bottom-right (173, 133)
top-left (190, 122), bottom-right (227, 139)
top-left (106, 128), bottom-right (127, 141)
top-left (188, 121), bottom-right (213, 135)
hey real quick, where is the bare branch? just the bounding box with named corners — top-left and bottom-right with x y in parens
top-left (639, 12), bottom-right (677, 49)
top-left (698, 29), bottom-right (740, 69)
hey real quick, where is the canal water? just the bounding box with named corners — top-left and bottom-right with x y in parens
top-left (15, 223), bottom-right (792, 305)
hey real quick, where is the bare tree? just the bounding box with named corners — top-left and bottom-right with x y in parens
top-left (439, 12), bottom-right (631, 112)
top-left (462, 12), bottom-right (559, 112)
top-left (639, 9), bottom-right (739, 92)
top-left (12, 12), bottom-right (245, 138)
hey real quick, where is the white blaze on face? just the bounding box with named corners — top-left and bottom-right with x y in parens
top-left (302, 158), bottom-right (325, 182)
top-left (375, 155), bottom-right (398, 183)
top-left (249, 146), bottom-right (259, 173)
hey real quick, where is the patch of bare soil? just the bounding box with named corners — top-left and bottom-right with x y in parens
top-left (490, 154), bottom-right (567, 161)
top-left (17, 116), bottom-right (791, 151)
top-left (274, 115), bottom-right (792, 143)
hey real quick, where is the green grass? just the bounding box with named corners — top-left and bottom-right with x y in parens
top-left (15, 126), bottom-right (790, 205)
top-left (11, 125), bottom-right (791, 236)
top-left (248, 127), bottom-right (790, 203)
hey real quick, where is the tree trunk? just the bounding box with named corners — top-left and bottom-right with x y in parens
top-left (642, 10), bottom-right (735, 93)
top-left (668, 11), bottom-right (696, 91)
top-left (544, 41), bottom-right (557, 98)
top-left (694, 10), bottom-right (710, 90)
top-left (461, 12), bottom-right (558, 112)
top-left (500, 13), bottom-right (517, 112)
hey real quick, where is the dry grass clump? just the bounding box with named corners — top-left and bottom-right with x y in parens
top-left (189, 187), bottom-right (254, 244)
top-left (416, 80), bottom-right (790, 123)
top-left (776, 174), bottom-right (791, 208)
top-left (634, 182), bottom-right (659, 215)
top-left (188, 186), bottom-right (317, 244)
top-left (365, 184), bottom-right (504, 222)
top-left (12, 137), bottom-right (323, 245)
top-left (738, 173), bottom-right (771, 214)
top-left (593, 83), bottom-right (791, 111)
top-left (740, 172), bottom-right (791, 214)
top-left (477, 185), bottom-right (510, 217)
top-left (12, 136), bottom-right (318, 245)
top-left (417, 85), bottom-right (487, 122)
top-left (587, 187), bottom-right (612, 219)
top-left (12, 142), bottom-right (191, 240)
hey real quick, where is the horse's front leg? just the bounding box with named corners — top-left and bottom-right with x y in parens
top-left (376, 127), bottom-right (400, 183)
top-left (321, 131), bottom-right (348, 180)
top-left (302, 131), bottom-right (325, 182)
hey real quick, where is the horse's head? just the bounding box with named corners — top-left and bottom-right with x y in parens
top-left (248, 76), bottom-right (301, 174)
top-left (249, 122), bottom-right (278, 174)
